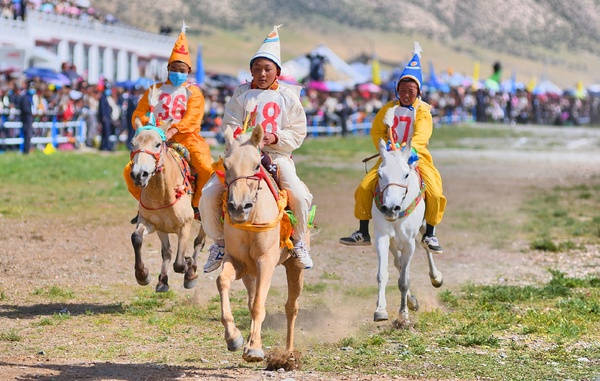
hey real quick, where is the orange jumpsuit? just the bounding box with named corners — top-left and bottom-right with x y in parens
top-left (354, 98), bottom-right (446, 226)
top-left (123, 81), bottom-right (214, 208)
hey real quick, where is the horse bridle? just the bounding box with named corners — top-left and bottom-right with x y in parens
top-left (130, 142), bottom-right (166, 175)
top-left (380, 181), bottom-right (409, 208)
top-left (225, 170), bottom-right (268, 206)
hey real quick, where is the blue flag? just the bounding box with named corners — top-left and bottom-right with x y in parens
top-left (195, 44), bottom-right (205, 85)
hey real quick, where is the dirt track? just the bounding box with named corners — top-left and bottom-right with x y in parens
top-left (1, 124), bottom-right (600, 380)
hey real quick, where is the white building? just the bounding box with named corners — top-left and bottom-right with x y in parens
top-left (0, 10), bottom-right (174, 84)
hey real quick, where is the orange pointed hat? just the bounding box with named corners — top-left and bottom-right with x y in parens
top-left (169, 21), bottom-right (192, 70)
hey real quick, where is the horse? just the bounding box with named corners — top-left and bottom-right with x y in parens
top-left (371, 138), bottom-right (443, 328)
top-left (215, 126), bottom-right (304, 366)
top-left (129, 117), bottom-right (205, 292)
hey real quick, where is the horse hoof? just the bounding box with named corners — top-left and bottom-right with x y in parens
top-left (392, 318), bottom-right (413, 329)
top-left (184, 278), bottom-right (198, 289)
top-left (155, 283), bottom-right (169, 293)
top-left (408, 296), bottom-right (419, 311)
top-left (431, 278), bottom-right (444, 288)
top-left (136, 274), bottom-right (151, 286)
top-left (227, 335), bottom-right (244, 352)
top-left (243, 347), bottom-right (265, 362)
top-left (374, 311), bottom-right (389, 321)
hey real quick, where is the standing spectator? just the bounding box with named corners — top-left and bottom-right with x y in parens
top-left (97, 84), bottom-right (114, 151)
top-left (16, 81), bottom-right (34, 154)
top-left (123, 86), bottom-right (140, 150)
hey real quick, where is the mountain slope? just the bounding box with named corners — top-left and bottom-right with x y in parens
top-left (97, 0), bottom-right (600, 88)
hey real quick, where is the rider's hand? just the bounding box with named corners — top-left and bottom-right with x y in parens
top-left (166, 127), bottom-right (178, 140)
top-left (261, 133), bottom-right (277, 149)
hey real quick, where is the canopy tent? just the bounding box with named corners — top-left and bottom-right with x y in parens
top-left (533, 79), bottom-right (563, 96)
top-left (282, 44), bottom-right (368, 89)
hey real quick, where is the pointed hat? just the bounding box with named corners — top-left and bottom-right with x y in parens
top-left (398, 42), bottom-right (423, 91)
top-left (250, 25), bottom-right (282, 69)
top-left (169, 21), bottom-right (192, 70)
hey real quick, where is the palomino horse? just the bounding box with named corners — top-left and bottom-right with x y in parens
top-left (372, 138), bottom-right (443, 328)
top-left (216, 126), bottom-right (304, 364)
top-left (129, 117), bottom-right (205, 292)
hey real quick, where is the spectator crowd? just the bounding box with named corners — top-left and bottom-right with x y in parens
top-left (2, 62), bottom-right (600, 154)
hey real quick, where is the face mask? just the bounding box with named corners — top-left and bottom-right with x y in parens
top-left (168, 71), bottom-right (187, 87)
top-left (104, 89), bottom-right (112, 96)
top-left (28, 89), bottom-right (36, 95)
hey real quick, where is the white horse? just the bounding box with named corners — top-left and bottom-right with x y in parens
top-left (372, 138), bottom-right (443, 328)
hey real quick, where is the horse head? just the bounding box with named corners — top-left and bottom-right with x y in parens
top-left (129, 117), bottom-right (172, 188)
top-left (377, 138), bottom-right (415, 221)
top-left (223, 126), bottom-right (264, 223)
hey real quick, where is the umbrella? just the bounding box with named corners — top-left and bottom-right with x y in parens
top-left (357, 83), bottom-right (381, 93)
top-left (307, 80), bottom-right (329, 92)
top-left (24, 67), bottom-right (71, 86)
top-left (134, 77), bottom-right (153, 89)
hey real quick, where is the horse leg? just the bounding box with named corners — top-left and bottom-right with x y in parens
top-left (243, 256), bottom-right (277, 362)
top-left (217, 259), bottom-right (244, 352)
top-left (183, 224), bottom-right (204, 289)
top-left (374, 234), bottom-right (391, 322)
top-left (242, 274), bottom-right (256, 311)
top-left (283, 258), bottom-right (303, 353)
top-left (393, 243), bottom-right (416, 329)
top-left (132, 223), bottom-right (151, 286)
top-left (424, 247), bottom-right (444, 288)
top-left (155, 231), bottom-right (171, 293)
top-left (173, 222), bottom-right (191, 274)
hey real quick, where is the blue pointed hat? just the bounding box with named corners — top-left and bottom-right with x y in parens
top-left (398, 42), bottom-right (423, 91)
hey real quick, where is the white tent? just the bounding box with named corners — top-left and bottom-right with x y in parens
top-left (533, 79), bottom-right (563, 96)
top-left (281, 44), bottom-right (368, 88)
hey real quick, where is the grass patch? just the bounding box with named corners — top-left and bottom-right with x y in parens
top-left (524, 180), bottom-right (600, 250)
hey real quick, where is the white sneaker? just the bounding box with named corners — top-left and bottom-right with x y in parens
top-left (203, 244), bottom-right (225, 273)
top-left (421, 235), bottom-right (443, 254)
top-left (292, 241), bottom-right (313, 269)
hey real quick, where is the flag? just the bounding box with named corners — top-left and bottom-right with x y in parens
top-left (526, 76), bottom-right (536, 93)
top-left (472, 61), bottom-right (480, 90)
top-left (576, 80), bottom-right (586, 99)
top-left (371, 56), bottom-right (381, 85)
top-left (195, 44), bottom-right (205, 85)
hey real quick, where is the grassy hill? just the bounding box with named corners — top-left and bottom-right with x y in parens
top-left (97, 0), bottom-right (600, 88)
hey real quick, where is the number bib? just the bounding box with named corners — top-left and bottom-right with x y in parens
top-left (155, 85), bottom-right (189, 123)
top-left (241, 89), bottom-right (287, 134)
top-left (390, 106), bottom-right (416, 146)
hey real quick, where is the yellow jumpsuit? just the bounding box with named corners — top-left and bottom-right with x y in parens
top-left (123, 81), bottom-right (214, 208)
top-left (354, 98), bottom-right (446, 226)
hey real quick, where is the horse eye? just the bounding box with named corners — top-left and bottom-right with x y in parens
top-left (155, 143), bottom-right (161, 149)
top-left (255, 164), bottom-right (260, 171)
top-left (404, 173), bottom-right (409, 179)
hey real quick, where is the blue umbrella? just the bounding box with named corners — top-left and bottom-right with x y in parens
top-left (24, 67), bottom-right (71, 85)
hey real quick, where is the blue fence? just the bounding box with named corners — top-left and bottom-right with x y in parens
top-left (0, 114), bottom-right (87, 152)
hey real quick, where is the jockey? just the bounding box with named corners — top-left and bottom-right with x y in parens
top-left (123, 22), bottom-right (214, 221)
top-left (200, 25), bottom-right (314, 272)
top-left (339, 42), bottom-right (447, 254)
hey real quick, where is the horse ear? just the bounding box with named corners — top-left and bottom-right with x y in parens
top-left (224, 128), bottom-right (234, 151)
top-left (378, 138), bottom-right (387, 155)
top-left (161, 119), bottom-right (172, 133)
top-left (134, 117), bottom-right (143, 129)
top-left (250, 126), bottom-right (264, 147)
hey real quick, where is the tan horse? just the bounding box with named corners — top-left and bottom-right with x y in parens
top-left (217, 126), bottom-right (304, 364)
top-left (129, 118), bottom-right (205, 292)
